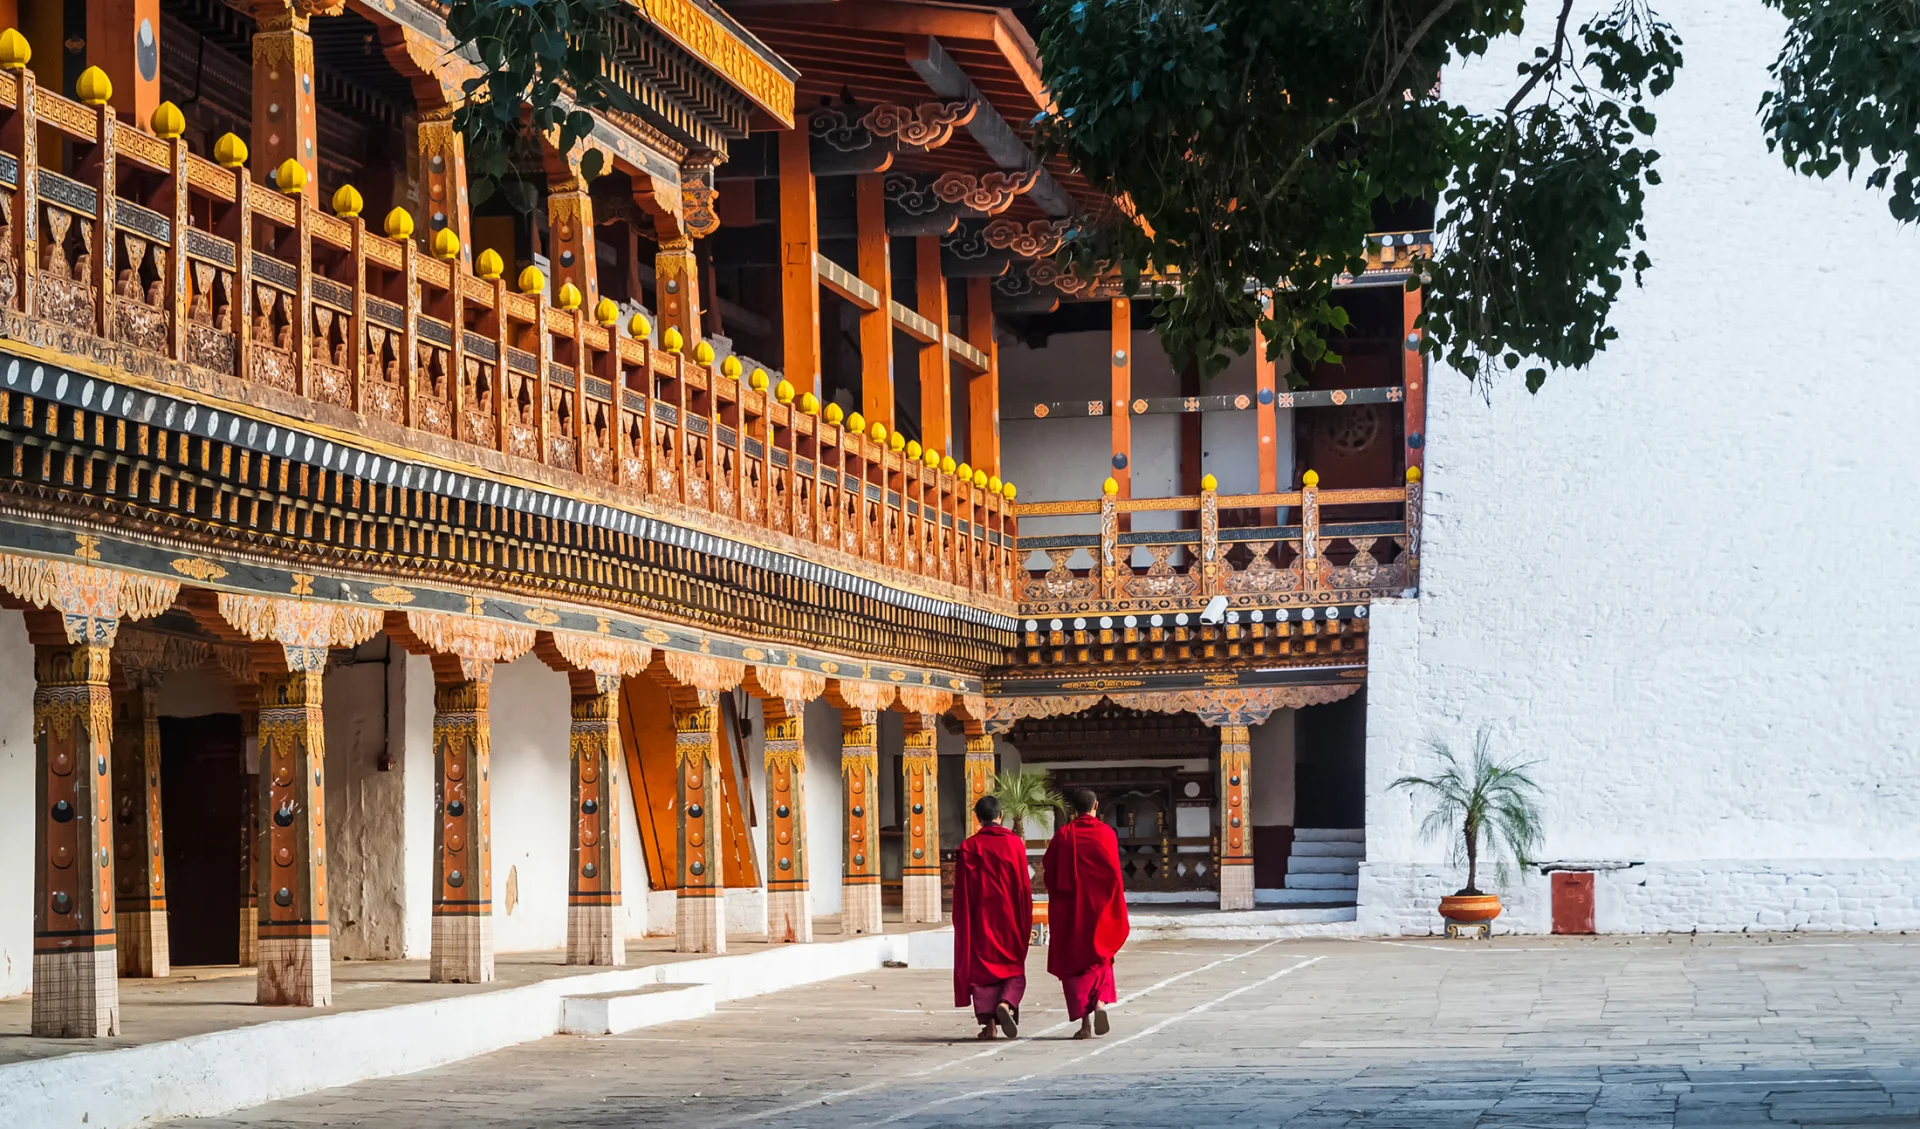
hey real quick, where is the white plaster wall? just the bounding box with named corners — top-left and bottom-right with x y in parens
top-left (396, 651), bottom-right (436, 959)
top-left (322, 643), bottom-right (408, 960)
top-left (1249, 711), bottom-right (1295, 828)
top-left (1361, 0), bottom-right (1920, 935)
top-left (803, 698), bottom-right (844, 917)
top-left (0, 612), bottom-right (33, 998)
top-left (485, 656), bottom-right (573, 952)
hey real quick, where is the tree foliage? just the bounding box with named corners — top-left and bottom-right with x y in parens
top-left (989, 768), bottom-right (1065, 839)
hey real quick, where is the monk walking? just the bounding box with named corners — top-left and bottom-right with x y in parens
top-left (1043, 787), bottom-right (1130, 1038)
top-left (952, 794), bottom-right (1032, 1040)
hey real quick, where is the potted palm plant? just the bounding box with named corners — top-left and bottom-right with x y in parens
top-left (990, 767), bottom-right (1065, 842)
top-left (1390, 729), bottom-right (1543, 934)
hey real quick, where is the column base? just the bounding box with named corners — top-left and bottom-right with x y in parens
top-left (1219, 866), bottom-right (1255, 912)
top-left (567, 902), bottom-right (626, 966)
top-left (258, 935), bottom-right (333, 1007)
top-left (842, 883), bottom-right (884, 935)
top-left (236, 904), bottom-right (257, 968)
top-left (117, 907), bottom-right (171, 979)
top-left (902, 875), bottom-right (942, 924)
top-left (767, 888), bottom-right (814, 943)
top-left (676, 891), bottom-right (726, 954)
top-left (31, 948), bottom-right (120, 1037)
top-left (430, 913), bottom-right (495, 983)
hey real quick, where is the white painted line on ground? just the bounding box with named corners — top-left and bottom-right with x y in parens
top-left (715, 939), bottom-right (1290, 1126)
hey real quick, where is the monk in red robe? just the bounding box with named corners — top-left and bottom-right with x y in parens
top-left (952, 794), bottom-right (1032, 1039)
top-left (1043, 787), bottom-right (1130, 1038)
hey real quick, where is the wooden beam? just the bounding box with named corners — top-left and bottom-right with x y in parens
top-left (965, 276), bottom-right (999, 476)
top-left (946, 333), bottom-right (988, 374)
top-left (816, 252), bottom-right (879, 312)
top-left (1110, 296), bottom-right (1131, 499)
top-left (780, 122), bottom-right (821, 394)
top-left (856, 173), bottom-right (894, 428)
top-left (906, 36), bottom-right (1073, 216)
top-left (890, 300), bottom-right (939, 345)
top-left (916, 235), bottom-right (952, 455)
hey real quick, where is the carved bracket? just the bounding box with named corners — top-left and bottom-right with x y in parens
top-left (861, 101), bottom-right (977, 150)
top-left (932, 170), bottom-right (1037, 215)
top-left (0, 553), bottom-right (179, 644)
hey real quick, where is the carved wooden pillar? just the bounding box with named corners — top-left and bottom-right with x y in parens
top-left (1218, 724), bottom-right (1254, 911)
top-left (963, 724), bottom-right (996, 830)
top-left (673, 692), bottom-right (725, 953)
top-left (250, 1), bottom-right (319, 202)
top-left (655, 232), bottom-right (700, 349)
top-left (900, 715), bottom-right (941, 924)
top-left (547, 181), bottom-right (596, 306)
top-left (761, 698), bottom-right (812, 943)
top-left (256, 664), bottom-right (331, 1005)
top-left (86, 0), bottom-right (163, 127)
top-left (840, 708), bottom-right (882, 935)
top-left (32, 634), bottom-right (120, 1037)
top-left (110, 651), bottom-right (168, 978)
top-left (567, 675), bottom-right (624, 966)
top-left (417, 108), bottom-right (472, 266)
top-left (431, 671), bottom-right (493, 983)
top-left (778, 119), bottom-right (819, 394)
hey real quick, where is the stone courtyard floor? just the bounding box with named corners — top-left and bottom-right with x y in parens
top-left (166, 933), bottom-right (1920, 1128)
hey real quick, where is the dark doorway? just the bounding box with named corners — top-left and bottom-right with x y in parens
top-left (160, 714), bottom-right (245, 966)
top-left (1295, 691), bottom-right (1367, 829)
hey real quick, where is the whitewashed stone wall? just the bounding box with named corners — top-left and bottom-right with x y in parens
top-left (1362, 0), bottom-right (1920, 934)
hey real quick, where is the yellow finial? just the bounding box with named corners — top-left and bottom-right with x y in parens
top-left (846, 410), bottom-right (865, 435)
top-left (889, 432), bottom-right (905, 453)
top-left (692, 340), bottom-right (714, 366)
top-left (384, 207), bottom-right (415, 240)
top-left (662, 325), bottom-right (684, 353)
top-left (1406, 465), bottom-right (1422, 483)
top-left (273, 158), bottom-right (307, 195)
top-left (870, 421), bottom-right (887, 443)
top-left (940, 454), bottom-right (956, 474)
top-left (824, 402), bottom-right (844, 426)
top-left (1302, 469), bottom-right (1320, 488)
top-left (972, 469), bottom-right (989, 488)
top-left (923, 447), bottom-right (940, 468)
top-left (476, 249), bottom-right (504, 280)
top-left (956, 461), bottom-right (973, 481)
top-left (75, 66), bottom-right (112, 107)
top-left (595, 297), bottom-right (620, 327)
top-left (150, 101), bottom-right (185, 140)
top-left (331, 184), bottom-right (364, 218)
top-left (1003, 481), bottom-right (1018, 500)
top-left (213, 133), bottom-right (248, 168)
top-left (1201, 473), bottom-right (1217, 492)
top-left (799, 391), bottom-right (819, 415)
top-left (774, 377), bottom-right (794, 404)
top-left (517, 265), bottom-right (546, 294)
top-left (988, 475), bottom-right (1002, 493)
top-left (431, 228), bottom-right (461, 261)
top-left (750, 368), bottom-right (770, 392)
top-left (0, 29), bottom-right (32, 70)
top-left (628, 312), bottom-right (652, 340)
top-left (556, 281), bottom-right (582, 310)
top-left (1102, 476), bottom-right (1119, 496)
top-left (906, 440), bottom-right (923, 461)
top-left (721, 355), bottom-right (742, 379)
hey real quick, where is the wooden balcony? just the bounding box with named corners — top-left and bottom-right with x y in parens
top-left (0, 64), bottom-right (1017, 616)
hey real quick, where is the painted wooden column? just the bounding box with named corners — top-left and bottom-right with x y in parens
top-left (431, 671), bottom-right (494, 983)
top-left (779, 119), bottom-right (820, 394)
top-left (86, 0), bottom-right (161, 127)
top-left (965, 276), bottom-right (999, 476)
top-left (1109, 296), bottom-right (1131, 498)
top-left (110, 651), bottom-right (168, 978)
top-left (250, 1), bottom-right (319, 202)
top-left (32, 633), bottom-right (120, 1037)
top-left (1402, 281), bottom-right (1426, 479)
top-left (762, 698), bottom-right (813, 942)
top-left (916, 235), bottom-right (951, 455)
top-left (1254, 314), bottom-right (1281, 497)
top-left (963, 723), bottom-right (996, 830)
top-left (673, 692), bottom-right (726, 953)
top-left (840, 708), bottom-right (883, 935)
top-left (548, 181), bottom-right (596, 306)
top-left (567, 675), bottom-right (625, 966)
top-left (656, 232), bottom-right (700, 348)
top-left (856, 172), bottom-right (894, 428)
top-left (1218, 724), bottom-right (1254, 911)
top-left (256, 663), bottom-right (332, 1005)
top-left (417, 109), bottom-right (472, 266)
top-left (900, 715), bottom-right (942, 923)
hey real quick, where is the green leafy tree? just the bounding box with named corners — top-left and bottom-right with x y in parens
top-left (990, 767), bottom-right (1066, 840)
top-left (1390, 728), bottom-right (1543, 895)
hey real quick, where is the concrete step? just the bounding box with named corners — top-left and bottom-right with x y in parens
top-left (1286, 854), bottom-right (1361, 874)
top-left (1256, 885), bottom-right (1358, 905)
top-left (1293, 827), bottom-right (1365, 843)
top-left (1285, 872), bottom-right (1361, 891)
top-left (1136, 904), bottom-right (1357, 928)
top-left (561, 982), bottom-right (717, 1036)
top-left (1290, 840), bottom-right (1365, 859)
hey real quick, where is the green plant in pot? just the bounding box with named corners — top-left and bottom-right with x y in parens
top-left (990, 767), bottom-right (1065, 842)
top-left (1390, 728), bottom-right (1543, 934)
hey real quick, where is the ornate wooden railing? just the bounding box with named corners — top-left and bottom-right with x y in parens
top-left (1013, 471), bottom-right (1423, 618)
top-left (0, 58), bottom-right (1016, 610)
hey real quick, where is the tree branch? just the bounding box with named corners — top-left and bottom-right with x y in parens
top-left (1505, 0), bottom-right (1579, 116)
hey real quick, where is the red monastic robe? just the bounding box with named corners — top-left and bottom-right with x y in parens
top-left (952, 823), bottom-right (1033, 1007)
top-left (1043, 814), bottom-right (1130, 993)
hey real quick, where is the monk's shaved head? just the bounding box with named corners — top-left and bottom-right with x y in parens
top-left (975, 794), bottom-right (1002, 824)
top-left (1068, 788), bottom-right (1097, 815)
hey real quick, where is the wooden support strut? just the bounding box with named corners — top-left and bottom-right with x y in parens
top-left (965, 277), bottom-right (998, 476)
top-left (779, 121), bottom-right (821, 395)
top-left (856, 173), bottom-right (894, 429)
top-left (917, 235), bottom-right (951, 455)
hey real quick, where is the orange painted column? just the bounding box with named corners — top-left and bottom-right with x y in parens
top-left (111, 664), bottom-right (168, 979)
top-left (840, 709), bottom-right (883, 935)
top-left (761, 699), bottom-right (812, 943)
top-left (1218, 725), bottom-right (1253, 911)
top-left (86, 0), bottom-right (161, 127)
top-left (916, 236), bottom-right (951, 455)
top-left (856, 173), bottom-right (893, 429)
top-left (963, 725), bottom-right (995, 830)
top-left (1109, 297), bottom-right (1131, 497)
top-left (965, 277), bottom-right (999, 476)
top-left (547, 182), bottom-right (596, 306)
top-left (418, 112), bottom-right (472, 266)
top-left (673, 693), bottom-right (726, 953)
top-left (900, 715), bottom-right (942, 923)
top-left (779, 122), bottom-right (819, 395)
top-left (250, 2), bottom-right (319, 203)
top-left (430, 673), bottom-right (493, 984)
top-left (567, 677), bottom-right (625, 966)
top-left (1254, 320), bottom-right (1280, 495)
top-left (1402, 285), bottom-right (1426, 476)
top-left (256, 665), bottom-right (332, 1006)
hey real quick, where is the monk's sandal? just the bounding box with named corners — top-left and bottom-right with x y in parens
top-left (995, 1001), bottom-right (1019, 1039)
